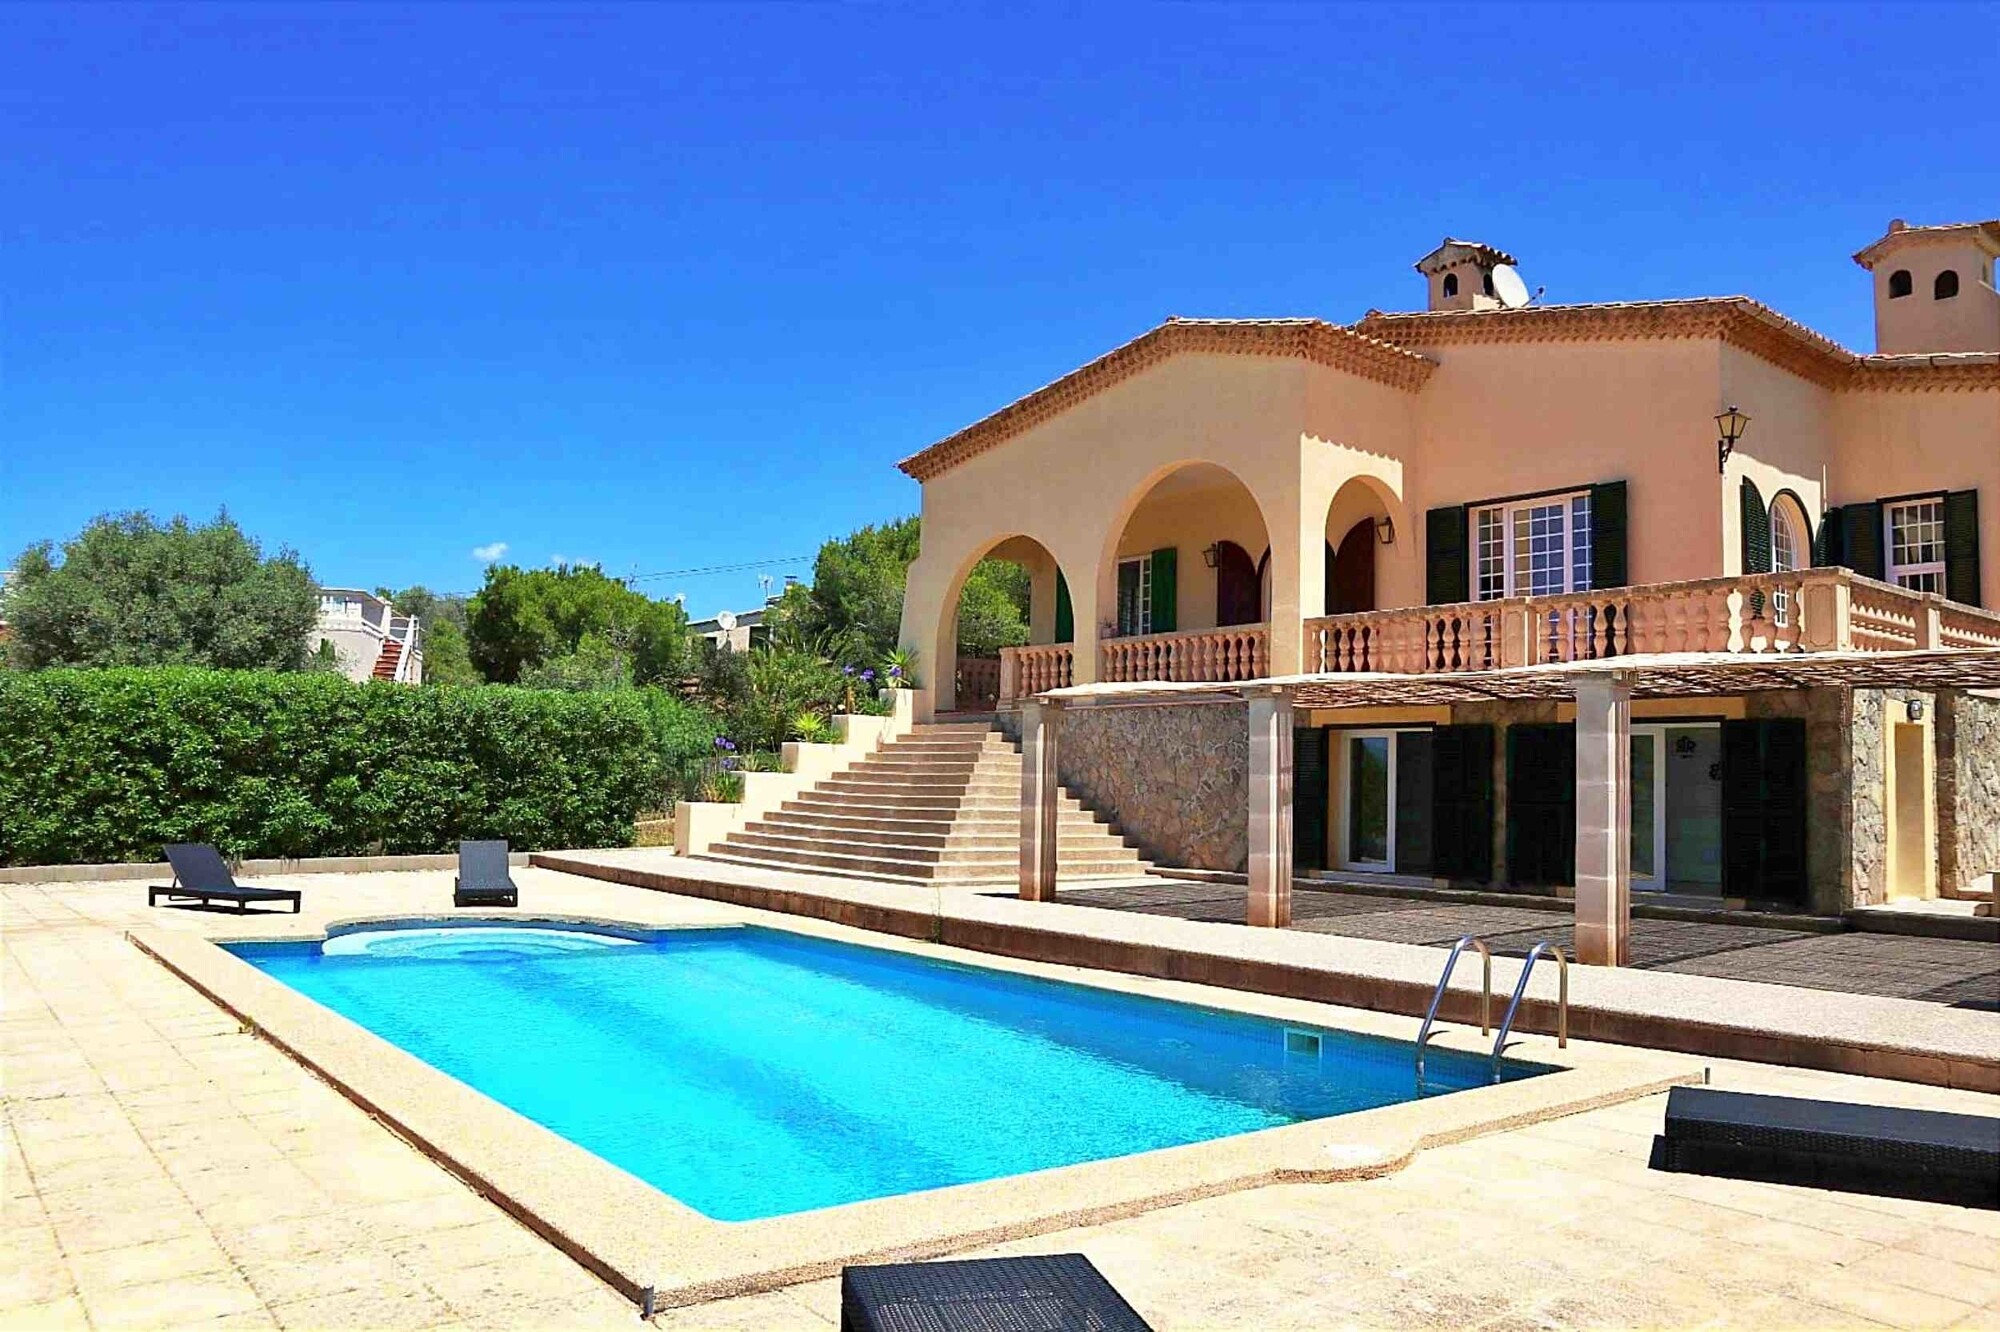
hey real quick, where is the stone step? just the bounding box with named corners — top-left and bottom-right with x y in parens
top-left (723, 828), bottom-right (1144, 867)
top-left (783, 793), bottom-right (1096, 819)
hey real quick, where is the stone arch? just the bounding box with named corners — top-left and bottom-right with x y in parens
top-left (1093, 460), bottom-right (1279, 641)
top-left (1321, 473), bottom-right (1406, 615)
top-left (925, 532), bottom-right (1075, 713)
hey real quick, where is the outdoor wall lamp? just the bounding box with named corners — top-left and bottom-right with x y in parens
top-left (1906, 698), bottom-right (1925, 722)
top-left (1375, 516), bottom-right (1396, 545)
top-left (1201, 543), bottom-right (1221, 568)
top-left (1715, 405), bottom-right (1751, 473)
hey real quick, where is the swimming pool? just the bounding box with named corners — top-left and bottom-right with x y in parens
top-left (229, 923), bottom-right (1547, 1221)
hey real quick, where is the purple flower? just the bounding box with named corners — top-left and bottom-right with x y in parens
top-left (887, 664), bottom-right (903, 678)
top-left (842, 664), bottom-right (855, 675)
top-left (721, 757), bottom-right (739, 771)
top-left (860, 669), bottom-right (875, 682)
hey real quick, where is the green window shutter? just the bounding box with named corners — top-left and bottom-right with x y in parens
top-left (1813, 505), bottom-right (1841, 567)
top-left (1054, 570), bottom-right (1074, 644)
top-left (1393, 730), bottom-right (1435, 875)
top-left (1721, 718), bottom-right (1809, 904)
top-left (1943, 489), bottom-right (1982, 607)
top-left (1292, 727), bottom-right (1330, 871)
top-left (1148, 547), bottom-right (1177, 633)
top-left (1505, 723), bottom-right (1575, 887)
top-left (1840, 501), bottom-right (1885, 580)
top-left (1739, 478), bottom-right (1771, 574)
top-left (1589, 480), bottom-right (1628, 589)
top-left (1430, 724), bottom-right (1494, 882)
top-left (1425, 504), bottom-right (1469, 605)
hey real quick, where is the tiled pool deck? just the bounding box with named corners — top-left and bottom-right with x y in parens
top-left (5, 865), bottom-right (2000, 1330)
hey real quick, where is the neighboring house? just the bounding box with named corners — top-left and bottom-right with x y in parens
top-left (894, 217), bottom-right (2000, 931)
top-left (691, 604), bottom-right (771, 653)
top-left (314, 588), bottom-right (424, 683)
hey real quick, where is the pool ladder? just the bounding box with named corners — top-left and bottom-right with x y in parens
top-left (1415, 935), bottom-right (1568, 1083)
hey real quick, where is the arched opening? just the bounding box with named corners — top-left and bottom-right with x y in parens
top-left (1888, 269), bottom-right (1913, 299)
top-left (1322, 476), bottom-right (1399, 615)
top-left (1101, 462), bottom-right (1270, 643)
top-left (1934, 270), bottom-right (1960, 300)
top-left (1441, 272), bottom-right (1459, 299)
top-left (936, 534), bottom-right (1068, 714)
top-left (1768, 490), bottom-right (1812, 629)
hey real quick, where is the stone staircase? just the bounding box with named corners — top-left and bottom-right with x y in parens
top-left (702, 722), bottom-right (1151, 885)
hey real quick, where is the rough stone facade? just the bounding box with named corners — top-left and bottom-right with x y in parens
top-left (1938, 690), bottom-right (2000, 897)
top-left (1015, 701), bottom-right (1250, 872)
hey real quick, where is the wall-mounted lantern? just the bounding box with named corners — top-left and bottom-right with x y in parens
top-left (1715, 405), bottom-right (1751, 473)
top-left (1375, 516), bottom-right (1396, 545)
top-left (1906, 698), bottom-right (1925, 723)
top-left (1201, 543), bottom-right (1221, 569)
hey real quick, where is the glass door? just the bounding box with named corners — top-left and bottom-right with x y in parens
top-left (1338, 731), bottom-right (1395, 870)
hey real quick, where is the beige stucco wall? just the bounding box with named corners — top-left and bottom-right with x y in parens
top-left (902, 330), bottom-right (1997, 711)
top-left (1831, 387), bottom-right (2000, 597)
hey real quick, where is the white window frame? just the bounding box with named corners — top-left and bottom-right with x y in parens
top-left (1115, 556), bottom-right (1152, 637)
top-left (1334, 728), bottom-right (1402, 873)
top-left (1769, 496), bottom-right (1805, 626)
top-left (1884, 497), bottom-right (1946, 594)
top-left (1471, 490), bottom-right (1594, 600)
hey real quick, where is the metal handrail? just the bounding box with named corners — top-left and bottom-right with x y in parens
top-left (1490, 941), bottom-right (1569, 1079)
top-left (1414, 934), bottom-right (1491, 1080)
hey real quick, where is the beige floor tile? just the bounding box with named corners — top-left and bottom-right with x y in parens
top-left (268, 1286), bottom-right (461, 1331)
top-left (0, 1292), bottom-right (91, 1329)
top-left (66, 1233), bottom-right (233, 1295)
top-left (1895, 1226), bottom-right (2000, 1272)
top-left (1810, 1275), bottom-right (1979, 1330)
top-left (236, 1246), bottom-right (412, 1306)
top-left (79, 1269), bottom-right (263, 1330)
top-left (420, 1251), bottom-right (608, 1315)
top-left (647, 1287), bottom-right (834, 1330)
top-left (1848, 1252), bottom-right (2000, 1308)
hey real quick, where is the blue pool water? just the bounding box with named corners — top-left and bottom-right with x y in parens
top-left (230, 924), bottom-right (1547, 1221)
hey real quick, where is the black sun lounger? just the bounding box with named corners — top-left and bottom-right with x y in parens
top-left (841, 1254), bottom-right (1154, 1332)
top-left (454, 839), bottom-right (519, 908)
top-left (149, 844), bottom-right (302, 914)
top-left (1650, 1085), bottom-right (2000, 1209)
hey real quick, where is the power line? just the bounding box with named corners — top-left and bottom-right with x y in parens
top-left (625, 555), bottom-right (812, 583)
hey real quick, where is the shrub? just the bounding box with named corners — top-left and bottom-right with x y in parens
top-left (0, 668), bottom-right (671, 865)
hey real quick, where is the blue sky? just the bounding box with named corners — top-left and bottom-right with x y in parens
top-left (4, 2), bottom-right (1994, 617)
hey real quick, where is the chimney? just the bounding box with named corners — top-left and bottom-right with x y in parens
top-left (1413, 238), bottom-right (1518, 312)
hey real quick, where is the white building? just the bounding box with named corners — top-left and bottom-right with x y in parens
top-left (313, 588), bottom-right (424, 683)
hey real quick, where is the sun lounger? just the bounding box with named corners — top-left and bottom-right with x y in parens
top-left (454, 839), bottom-right (519, 908)
top-left (1650, 1085), bottom-right (2000, 1209)
top-left (149, 844), bottom-right (301, 914)
top-left (840, 1254), bottom-right (1154, 1332)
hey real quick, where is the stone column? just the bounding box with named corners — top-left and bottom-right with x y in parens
top-left (1246, 686), bottom-right (1295, 927)
top-left (1019, 699), bottom-right (1063, 901)
top-left (1574, 670), bottom-right (1633, 966)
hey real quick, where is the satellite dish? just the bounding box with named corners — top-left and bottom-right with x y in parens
top-left (715, 611), bottom-right (737, 631)
top-left (1491, 264), bottom-right (1530, 309)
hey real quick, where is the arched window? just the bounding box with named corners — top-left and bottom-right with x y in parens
top-left (1934, 270), bottom-right (1960, 300)
top-left (1441, 273), bottom-right (1458, 298)
top-left (1481, 272), bottom-right (1495, 297)
top-left (1887, 269), bottom-right (1912, 298)
top-left (1213, 541), bottom-right (1261, 627)
top-left (1769, 493), bottom-right (1810, 628)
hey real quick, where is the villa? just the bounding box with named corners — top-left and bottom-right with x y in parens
top-left (892, 218), bottom-right (2000, 955)
top-left (312, 587), bottom-right (425, 683)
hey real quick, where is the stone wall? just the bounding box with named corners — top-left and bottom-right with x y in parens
top-left (1030, 701), bottom-right (1250, 872)
top-left (1939, 690), bottom-right (2000, 897)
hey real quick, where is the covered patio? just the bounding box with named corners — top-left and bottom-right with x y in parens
top-left (1017, 648), bottom-right (2000, 965)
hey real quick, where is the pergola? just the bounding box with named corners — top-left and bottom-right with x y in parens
top-left (1018, 649), bottom-right (2000, 966)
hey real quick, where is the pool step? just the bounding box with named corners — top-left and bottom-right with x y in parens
top-left (702, 720), bottom-right (1150, 885)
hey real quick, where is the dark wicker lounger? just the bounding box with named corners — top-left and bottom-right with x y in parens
top-left (148, 843), bottom-right (302, 914)
top-left (841, 1254), bottom-right (1154, 1332)
top-left (454, 839), bottom-right (518, 908)
top-left (1651, 1085), bottom-right (2000, 1209)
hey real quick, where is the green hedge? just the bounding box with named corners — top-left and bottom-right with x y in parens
top-left (0, 668), bottom-right (685, 865)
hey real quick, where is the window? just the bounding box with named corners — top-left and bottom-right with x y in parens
top-left (1115, 557), bottom-right (1151, 636)
top-left (1934, 270), bottom-right (1960, 300)
top-left (1472, 491), bottom-right (1594, 599)
top-left (1770, 496), bottom-right (1804, 626)
top-left (1886, 498), bottom-right (1946, 593)
top-left (1441, 273), bottom-right (1458, 298)
top-left (1888, 269), bottom-right (1912, 298)
top-left (1482, 272), bottom-right (1495, 297)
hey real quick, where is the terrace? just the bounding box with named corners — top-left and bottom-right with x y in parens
top-left (7, 857), bottom-right (1996, 1330)
top-left (996, 568), bottom-right (2000, 705)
